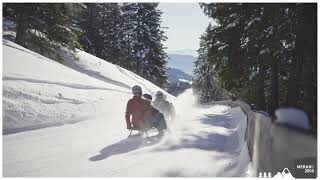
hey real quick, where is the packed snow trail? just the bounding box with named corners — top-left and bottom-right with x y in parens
top-left (3, 90), bottom-right (251, 177)
top-left (3, 40), bottom-right (251, 177)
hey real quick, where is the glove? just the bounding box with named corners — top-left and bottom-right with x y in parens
top-left (127, 124), bottom-right (132, 130)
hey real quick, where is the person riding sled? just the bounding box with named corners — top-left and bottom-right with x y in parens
top-left (153, 91), bottom-right (176, 122)
top-left (142, 93), bottom-right (167, 136)
top-left (125, 85), bottom-right (150, 132)
top-left (125, 85), bottom-right (167, 137)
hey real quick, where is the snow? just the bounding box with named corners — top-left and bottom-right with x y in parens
top-left (265, 26), bottom-right (274, 38)
top-left (275, 107), bottom-right (311, 130)
top-left (3, 18), bottom-right (16, 30)
top-left (218, 44), bottom-right (229, 51)
top-left (2, 19), bottom-right (16, 41)
top-left (230, 13), bottom-right (237, 18)
top-left (226, 21), bottom-right (237, 28)
top-left (245, 17), bottom-right (261, 30)
top-left (178, 79), bottom-right (192, 83)
top-left (3, 40), bottom-right (251, 177)
top-left (259, 49), bottom-right (269, 55)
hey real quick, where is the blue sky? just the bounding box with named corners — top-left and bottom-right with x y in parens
top-left (158, 3), bottom-right (211, 52)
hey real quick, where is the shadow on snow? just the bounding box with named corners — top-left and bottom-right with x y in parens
top-left (199, 114), bottom-right (236, 129)
top-left (89, 135), bottom-right (162, 161)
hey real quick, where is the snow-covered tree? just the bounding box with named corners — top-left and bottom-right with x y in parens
top-left (80, 3), bottom-right (167, 87)
top-left (4, 3), bottom-right (81, 57)
top-left (79, 3), bottom-right (127, 66)
top-left (121, 3), bottom-right (168, 87)
top-left (199, 3), bottom-right (316, 128)
top-left (193, 28), bottom-right (229, 103)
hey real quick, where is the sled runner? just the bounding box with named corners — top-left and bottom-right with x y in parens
top-left (128, 127), bottom-right (150, 137)
top-left (129, 112), bottom-right (167, 138)
top-left (128, 127), bottom-right (165, 138)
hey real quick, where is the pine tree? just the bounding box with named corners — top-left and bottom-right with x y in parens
top-left (121, 3), bottom-right (168, 87)
top-left (193, 26), bottom-right (229, 103)
top-left (79, 3), bottom-right (168, 87)
top-left (198, 3), bottom-right (317, 128)
top-left (121, 3), bottom-right (140, 69)
top-left (4, 3), bottom-right (81, 57)
top-left (136, 3), bottom-right (167, 87)
top-left (79, 3), bottom-right (105, 56)
top-left (99, 3), bottom-right (127, 66)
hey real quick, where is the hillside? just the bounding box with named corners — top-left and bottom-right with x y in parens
top-left (3, 40), bottom-right (251, 177)
top-left (166, 68), bottom-right (192, 96)
top-left (167, 68), bottom-right (192, 84)
top-left (3, 39), bottom-right (173, 134)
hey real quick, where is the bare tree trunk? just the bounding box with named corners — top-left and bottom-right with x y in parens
top-left (287, 4), bottom-right (305, 106)
top-left (15, 11), bottom-right (28, 47)
top-left (256, 65), bottom-right (266, 110)
top-left (270, 58), bottom-right (279, 115)
top-left (287, 43), bottom-right (303, 106)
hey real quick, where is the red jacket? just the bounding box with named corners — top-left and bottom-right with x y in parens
top-left (125, 96), bottom-right (149, 129)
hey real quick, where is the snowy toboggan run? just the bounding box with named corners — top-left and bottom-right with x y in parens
top-left (3, 40), bottom-right (251, 177)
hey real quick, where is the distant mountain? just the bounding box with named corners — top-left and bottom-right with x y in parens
top-left (165, 50), bottom-right (196, 96)
top-left (166, 68), bottom-right (192, 96)
top-left (166, 54), bottom-right (197, 75)
top-left (167, 68), bottom-right (192, 84)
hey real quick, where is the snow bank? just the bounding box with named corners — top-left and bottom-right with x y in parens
top-left (275, 107), bottom-right (310, 130)
top-left (3, 40), bottom-right (173, 134)
top-left (157, 89), bottom-right (251, 177)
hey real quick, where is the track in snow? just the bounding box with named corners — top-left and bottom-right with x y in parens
top-left (3, 89), bottom-right (251, 177)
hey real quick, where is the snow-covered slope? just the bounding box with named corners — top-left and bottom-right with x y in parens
top-left (3, 40), bottom-right (251, 177)
top-left (59, 48), bottom-right (170, 98)
top-left (3, 40), bottom-right (172, 134)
